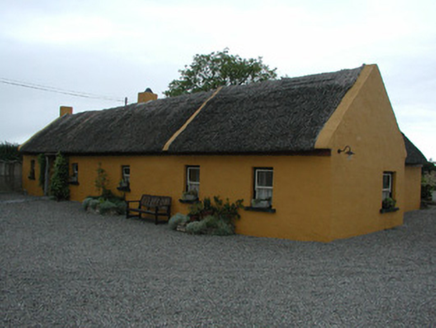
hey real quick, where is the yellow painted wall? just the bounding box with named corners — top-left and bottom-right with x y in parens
top-left (316, 65), bottom-right (406, 240)
top-left (22, 155), bottom-right (44, 196)
top-left (404, 166), bottom-right (422, 212)
top-left (23, 154), bottom-right (333, 241)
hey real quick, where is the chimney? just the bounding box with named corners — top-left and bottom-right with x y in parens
top-left (60, 106), bottom-right (73, 117)
top-left (138, 88), bottom-right (158, 103)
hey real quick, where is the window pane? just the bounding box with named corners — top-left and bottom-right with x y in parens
top-left (122, 166), bottom-right (130, 183)
top-left (257, 170), bottom-right (273, 187)
top-left (188, 184), bottom-right (199, 192)
top-left (257, 188), bottom-right (273, 200)
top-left (187, 166), bottom-right (200, 193)
top-left (188, 167), bottom-right (200, 183)
top-left (382, 172), bottom-right (394, 201)
top-left (255, 168), bottom-right (273, 201)
top-left (383, 174), bottom-right (391, 189)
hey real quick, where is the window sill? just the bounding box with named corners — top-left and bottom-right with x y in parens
top-left (244, 206), bottom-right (276, 213)
top-left (380, 207), bottom-right (399, 214)
top-left (69, 181), bottom-right (79, 185)
top-left (179, 199), bottom-right (199, 204)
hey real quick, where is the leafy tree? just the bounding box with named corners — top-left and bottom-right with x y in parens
top-left (49, 152), bottom-right (70, 201)
top-left (0, 141), bottom-right (21, 161)
top-left (423, 160), bottom-right (435, 173)
top-left (164, 48), bottom-right (277, 97)
top-left (95, 162), bottom-right (110, 197)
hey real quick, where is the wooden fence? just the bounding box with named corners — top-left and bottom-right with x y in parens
top-left (0, 160), bottom-right (22, 193)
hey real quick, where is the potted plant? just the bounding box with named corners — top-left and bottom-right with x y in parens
top-left (117, 179), bottom-right (130, 191)
top-left (182, 189), bottom-right (198, 201)
top-left (251, 198), bottom-right (271, 209)
top-left (382, 197), bottom-right (396, 209)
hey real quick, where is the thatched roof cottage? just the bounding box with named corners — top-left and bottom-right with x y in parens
top-left (20, 64), bottom-right (427, 241)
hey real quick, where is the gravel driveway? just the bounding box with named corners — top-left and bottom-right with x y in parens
top-left (1, 193), bottom-right (435, 327)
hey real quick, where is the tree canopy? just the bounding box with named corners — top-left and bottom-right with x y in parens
top-left (0, 141), bottom-right (21, 161)
top-left (164, 48), bottom-right (277, 97)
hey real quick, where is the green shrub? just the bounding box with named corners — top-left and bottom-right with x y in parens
top-left (187, 201), bottom-right (204, 219)
top-left (37, 153), bottom-right (46, 189)
top-left (213, 196), bottom-right (244, 225)
top-left (212, 220), bottom-right (235, 236)
top-left (202, 215), bottom-right (235, 235)
top-left (89, 199), bottom-right (100, 210)
top-left (95, 163), bottom-right (109, 196)
top-left (49, 152), bottom-right (70, 201)
top-left (115, 201), bottom-right (126, 215)
top-left (202, 215), bottom-right (219, 228)
top-left (99, 200), bottom-right (118, 215)
top-left (181, 196), bottom-right (243, 236)
top-left (186, 220), bottom-right (207, 234)
top-left (82, 197), bottom-right (94, 210)
top-left (421, 184), bottom-right (433, 200)
top-left (168, 213), bottom-right (189, 230)
top-left (83, 195), bottom-right (125, 215)
top-left (184, 215), bottom-right (235, 235)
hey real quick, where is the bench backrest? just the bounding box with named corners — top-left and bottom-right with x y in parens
top-left (140, 195), bottom-right (172, 209)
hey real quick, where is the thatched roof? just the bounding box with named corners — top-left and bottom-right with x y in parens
top-left (20, 66), bottom-right (364, 155)
top-left (403, 134), bottom-right (427, 165)
top-left (20, 91), bottom-right (215, 154)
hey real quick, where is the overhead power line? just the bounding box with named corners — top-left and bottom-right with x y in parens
top-left (0, 77), bottom-right (125, 103)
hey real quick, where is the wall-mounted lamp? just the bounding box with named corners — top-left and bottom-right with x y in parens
top-left (338, 145), bottom-right (355, 159)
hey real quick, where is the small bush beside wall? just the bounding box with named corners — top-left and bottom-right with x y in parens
top-left (174, 196), bottom-right (243, 236)
top-left (50, 152), bottom-right (70, 201)
top-left (184, 215), bottom-right (235, 236)
top-left (82, 194), bottom-right (126, 216)
top-left (168, 213), bottom-right (189, 230)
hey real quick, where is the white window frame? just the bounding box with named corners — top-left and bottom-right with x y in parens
top-left (382, 172), bottom-right (393, 200)
top-left (71, 163), bottom-right (79, 182)
top-left (122, 165), bottom-right (130, 184)
top-left (254, 168), bottom-right (273, 201)
top-left (186, 166), bottom-right (200, 193)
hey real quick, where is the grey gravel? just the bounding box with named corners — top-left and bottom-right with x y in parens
top-left (1, 193), bottom-right (435, 327)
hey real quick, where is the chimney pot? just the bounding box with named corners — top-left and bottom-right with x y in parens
top-left (138, 88), bottom-right (158, 103)
top-left (60, 106), bottom-right (73, 117)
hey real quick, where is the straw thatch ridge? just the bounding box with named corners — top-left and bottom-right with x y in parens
top-left (403, 134), bottom-right (427, 165)
top-left (20, 66), bottom-right (364, 155)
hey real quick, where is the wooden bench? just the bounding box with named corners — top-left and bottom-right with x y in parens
top-left (126, 195), bottom-right (172, 224)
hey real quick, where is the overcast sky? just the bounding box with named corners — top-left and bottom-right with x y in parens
top-left (1, 0), bottom-right (435, 160)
